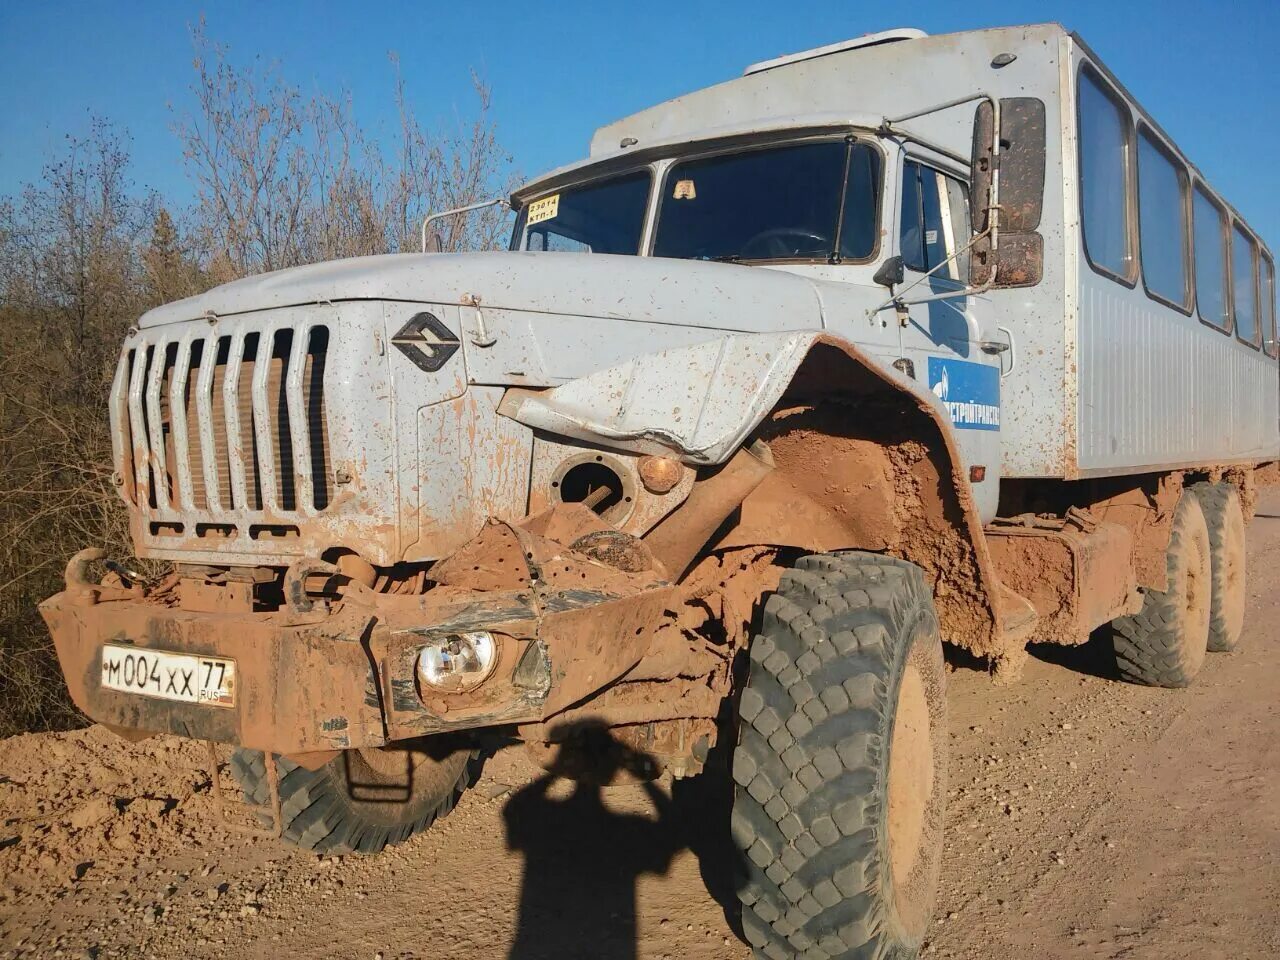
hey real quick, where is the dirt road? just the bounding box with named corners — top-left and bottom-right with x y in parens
top-left (3, 491), bottom-right (1278, 960)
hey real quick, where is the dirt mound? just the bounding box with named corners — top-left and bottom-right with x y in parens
top-left (1, 727), bottom-right (211, 895)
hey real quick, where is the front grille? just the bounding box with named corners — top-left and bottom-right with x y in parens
top-left (114, 323), bottom-right (332, 519)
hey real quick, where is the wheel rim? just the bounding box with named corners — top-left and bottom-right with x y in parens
top-left (1220, 503), bottom-right (1247, 643)
top-left (1179, 521), bottom-right (1212, 676)
top-left (888, 655), bottom-right (934, 921)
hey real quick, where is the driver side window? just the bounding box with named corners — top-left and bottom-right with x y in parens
top-left (900, 161), bottom-right (970, 280)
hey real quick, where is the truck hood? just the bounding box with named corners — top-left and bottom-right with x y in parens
top-left (137, 251), bottom-right (825, 332)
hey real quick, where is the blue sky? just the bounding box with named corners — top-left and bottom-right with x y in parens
top-left (1, 0), bottom-right (1276, 250)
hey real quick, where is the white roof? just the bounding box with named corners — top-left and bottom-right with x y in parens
top-left (743, 28), bottom-right (927, 76)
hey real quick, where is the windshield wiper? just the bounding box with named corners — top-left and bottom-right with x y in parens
top-left (703, 254), bottom-right (744, 263)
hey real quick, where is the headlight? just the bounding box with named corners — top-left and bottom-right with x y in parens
top-left (416, 632), bottom-right (499, 693)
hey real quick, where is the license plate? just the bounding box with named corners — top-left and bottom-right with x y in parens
top-left (100, 644), bottom-right (236, 707)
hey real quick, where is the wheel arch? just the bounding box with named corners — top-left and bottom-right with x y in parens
top-left (503, 332), bottom-right (1013, 664)
top-left (719, 340), bottom-right (1008, 662)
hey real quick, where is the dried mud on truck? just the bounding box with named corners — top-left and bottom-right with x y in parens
top-left (39, 24), bottom-right (1279, 960)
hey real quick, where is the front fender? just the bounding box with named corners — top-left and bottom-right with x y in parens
top-left (500, 331), bottom-right (943, 465)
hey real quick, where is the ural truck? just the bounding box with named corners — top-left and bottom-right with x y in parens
top-left (41, 24), bottom-right (1278, 960)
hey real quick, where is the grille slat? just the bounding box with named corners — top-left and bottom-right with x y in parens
top-left (144, 344), bottom-right (170, 510)
top-left (250, 326), bottom-right (279, 511)
top-left (127, 346), bottom-right (152, 508)
top-left (117, 322), bottom-right (331, 528)
top-left (303, 327), bottom-right (332, 511)
top-left (285, 324), bottom-right (314, 510)
top-left (222, 333), bottom-right (250, 511)
top-left (111, 350), bottom-right (136, 506)
top-left (169, 338), bottom-right (196, 510)
top-left (194, 338), bottom-right (223, 511)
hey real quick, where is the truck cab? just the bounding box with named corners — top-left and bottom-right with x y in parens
top-left (506, 116), bottom-right (1007, 519)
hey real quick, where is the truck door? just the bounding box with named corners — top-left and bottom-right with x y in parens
top-left (895, 154), bottom-right (1004, 521)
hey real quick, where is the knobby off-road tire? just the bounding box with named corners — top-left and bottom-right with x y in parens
top-left (230, 742), bottom-right (474, 855)
top-left (1189, 482), bottom-right (1247, 652)
top-left (1112, 491), bottom-right (1212, 687)
top-left (732, 552), bottom-right (947, 960)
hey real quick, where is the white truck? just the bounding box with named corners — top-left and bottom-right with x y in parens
top-left (42, 24), bottom-right (1277, 960)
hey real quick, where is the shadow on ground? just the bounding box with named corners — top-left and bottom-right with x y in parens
top-left (502, 722), bottom-right (745, 960)
top-left (1027, 626), bottom-right (1125, 682)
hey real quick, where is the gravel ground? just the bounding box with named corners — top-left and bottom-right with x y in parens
top-left (3, 491), bottom-right (1278, 960)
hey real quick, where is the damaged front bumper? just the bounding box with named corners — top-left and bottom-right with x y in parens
top-left (39, 506), bottom-right (679, 757)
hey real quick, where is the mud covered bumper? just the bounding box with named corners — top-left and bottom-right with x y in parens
top-left (40, 510), bottom-right (679, 756)
top-left (40, 596), bottom-right (385, 754)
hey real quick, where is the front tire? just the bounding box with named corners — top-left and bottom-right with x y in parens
top-left (732, 552), bottom-right (947, 960)
top-left (1112, 491), bottom-right (1212, 687)
top-left (231, 740), bottom-right (474, 855)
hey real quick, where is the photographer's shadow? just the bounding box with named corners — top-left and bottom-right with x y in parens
top-left (502, 722), bottom-right (741, 960)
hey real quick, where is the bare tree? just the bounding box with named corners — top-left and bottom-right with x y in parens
top-left (177, 24), bottom-right (515, 274)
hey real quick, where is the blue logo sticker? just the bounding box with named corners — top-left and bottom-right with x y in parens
top-left (927, 357), bottom-right (1000, 431)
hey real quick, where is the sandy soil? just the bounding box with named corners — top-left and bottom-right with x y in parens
top-left (3, 491), bottom-right (1278, 960)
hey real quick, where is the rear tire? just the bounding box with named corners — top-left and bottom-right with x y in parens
top-left (732, 552), bottom-right (947, 960)
top-left (1112, 492), bottom-right (1212, 687)
top-left (230, 741), bottom-right (474, 855)
top-left (1189, 482), bottom-right (1247, 652)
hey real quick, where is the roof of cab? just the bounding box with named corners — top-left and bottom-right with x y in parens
top-left (742, 28), bottom-right (928, 75)
top-left (514, 24), bottom-right (1065, 202)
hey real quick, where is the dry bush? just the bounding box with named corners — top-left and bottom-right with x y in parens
top-left (0, 122), bottom-right (168, 736)
top-left (0, 30), bottom-right (514, 737)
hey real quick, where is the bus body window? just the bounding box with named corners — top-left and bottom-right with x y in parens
top-left (1193, 184), bottom-right (1230, 330)
top-left (1264, 255), bottom-right (1277, 358)
top-left (1232, 225), bottom-right (1260, 348)
top-left (1136, 127), bottom-right (1191, 312)
top-left (1077, 66), bottom-right (1135, 284)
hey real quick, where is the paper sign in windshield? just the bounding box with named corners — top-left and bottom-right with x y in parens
top-left (527, 194), bottom-right (560, 225)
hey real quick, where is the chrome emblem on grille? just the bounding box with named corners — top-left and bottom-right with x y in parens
top-left (391, 312), bottom-right (460, 373)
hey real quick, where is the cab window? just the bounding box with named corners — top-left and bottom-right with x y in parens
top-left (899, 161), bottom-right (970, 280)
top-left (516, 171), bottom-right (650, 255)
top-left (652, 140), bottom-right (882, 263)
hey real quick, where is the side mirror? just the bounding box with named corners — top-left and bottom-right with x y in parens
top-left (970, 97), bottom-right (1047, 288)
top-left (873, 255), bottom-right (905, 288)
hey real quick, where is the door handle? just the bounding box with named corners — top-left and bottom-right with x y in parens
top-left (978, 327), bottom-right (1016, 378)
top-left (998, 325), bottom-right (1015, 378)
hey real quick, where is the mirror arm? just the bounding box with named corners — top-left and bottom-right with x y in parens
top-left (884, 91), bottom-right (999, 126)
top-left (865, 223), bottom-right (997, 325)
top-left (879, 92), bottom-right (1001, 167)
top-left (420, 197), bottom-right (512, 253)
top-left (881, 93), bottom-right (1004, 285)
